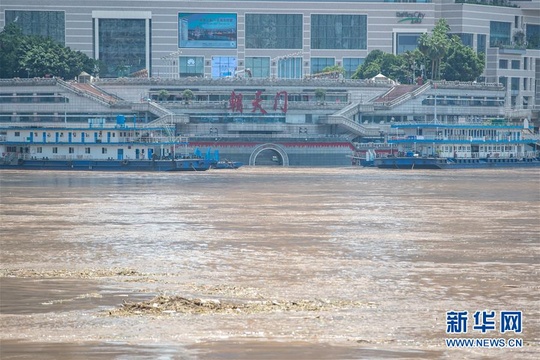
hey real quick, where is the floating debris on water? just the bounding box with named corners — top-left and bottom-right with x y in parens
top-left (0, 268), bottom-right (143, 279)
top-left (107, 294), bottom-right (373, 316)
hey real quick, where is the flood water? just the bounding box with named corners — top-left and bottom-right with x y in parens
top-left (0, 167), bottom-right (539, 359)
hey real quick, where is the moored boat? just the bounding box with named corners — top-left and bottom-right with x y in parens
top-left (0, 116), bottom-right (217, 171)
top-left (372, 118), bottom-right (540, 169)
top-left (373, 155), bottom-right (540, 169)
top-left (211, 160), bottom-right (244, 169)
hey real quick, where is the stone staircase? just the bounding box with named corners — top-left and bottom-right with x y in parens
top-left (325, 103), bottom-right (381, 139)
top-left (132, 102), bottom-right (190, 140)
top-left (56, 78), bottom-right (120, 106)
top-left (373, 83), bottom-right (430, 108)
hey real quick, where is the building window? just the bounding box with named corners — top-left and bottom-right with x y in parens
top-left (69, 147), bottom-right (74, 154)
top-left (85, 147), bottom-right (91, 154)
top-left (511, 77), bottom-right (519, 91)
top-left (245, 57), bottom-right (270, 78)
top-left (511, 60), bottom-right (520, 70)
top-left (477, 34), bottom-right (486, 55)
top-left (311, 15), bottom-right (367, 50)
top-left (5, 10), bottom-right (65, 45)
top-left (102, 148), bottom-right (107, 154)
top-left (37, 147), bottom-right (42, 153)
top-left (526, 24), bottom-right (539, 50)
top-left (14, 132), bottom-right (20, 137)
top-left (97, 18), bottom-right (147, 77)
top-left (453, 33), bottom-right (473, 48)
top-left (523, 96), bottom-right (531, 108)
top-left (211, 57), bottom-right (237, 78)
top-left (396, 33), bottom-right (422, 54)
top-left (343, 58), bottom-right (364, 79)
top-left (246, 14), bottom-right (302, 49)
top-left (499, 59), bottom-right (508, 69)
top-left (311, 58), bottom-right (335, 75)
top-left (490, 21), bottom-right (511, 47)
top-left (277, 57), bottom-right (302, 79)
top-left (52, 147), bottom-right (58, 154)
top-left (179, 56), bottom-right (204, 78)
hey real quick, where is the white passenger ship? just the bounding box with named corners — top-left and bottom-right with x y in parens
top-left (0, 117), bottom-right (216, 171)
top-left (373, 118), bottom-right (540, 169)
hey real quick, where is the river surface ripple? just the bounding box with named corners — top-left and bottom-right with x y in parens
top-left (0, 167), bottom-right (539, 359)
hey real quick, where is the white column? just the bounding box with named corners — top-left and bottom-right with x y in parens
top-left (146, 18), bottom-right (151, 77)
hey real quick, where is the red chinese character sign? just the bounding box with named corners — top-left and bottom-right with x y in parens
top-left (229, 91), bottom-right (243, 113)
top-left (229, 90), bottom-right (287, 114)
top-left (273, 91), bottom-right (288, 113)
top-left (251, 90), bottom-right (267, 114)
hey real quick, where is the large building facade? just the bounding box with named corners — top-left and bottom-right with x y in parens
top-left (1, 1), bottom-right (539, 110)
top-left (1, 1), bottom-right (539, 166)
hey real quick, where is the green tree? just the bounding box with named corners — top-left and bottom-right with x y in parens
top-left (352, 19), bottom-right (484, 83)
top-left (442, 36), bottom-right (485, 81)
top-left (0, 23), bottom-right (96, 79)
top-left (399, 49), bottom-right (426, 84)
top-left (314, 88), bottom-right (326, 103)
top-left (0, 24), bottom-right (27, 78)
top-left (182, 89), bottom-right (194, 103)
top-left (158, 89), bottom-right (170, 101)
top-left (418, 19), bottom-right (451, 80)
top-left (351, 50), bottom-right (406, 82)
top-left (321, 65), bottom-right (345, 75)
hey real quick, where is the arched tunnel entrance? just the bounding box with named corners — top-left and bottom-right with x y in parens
top-left (249, 143), bottom-right (289, 166)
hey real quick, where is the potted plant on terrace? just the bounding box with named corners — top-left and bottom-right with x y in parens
top-left (315, 88), bottom-right (326, 105)
top-left (182, 89), bottom-right (194, 104)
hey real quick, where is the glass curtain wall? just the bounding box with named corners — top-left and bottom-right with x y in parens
top-left (245, 14), bottom-right (302, 49)
top-left (311, 58), bottom-right (335, 75)
top-left (98, 19), bottom-right (147, 77)
top-left (311, 15), bottom-right (367, 49)
top-left (396, 33), bottom-right (422, 54)
top-left (490, 21), bottom-right (511, 47)
top-left (245, 57), bottom-right (270, 78)
top-left (179, 56), bottom-right (204, 77)
top-left (277, 57), bottom-right (302, 79)
top-left (526, 24), bottom-right (539, 50)
top-left (5, 10), bottom-right (65, 45)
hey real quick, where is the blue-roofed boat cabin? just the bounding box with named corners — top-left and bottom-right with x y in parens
top-left (373, 118), bottom-right (540, 169)
top-left (0, 115), bottom-right (217, 171)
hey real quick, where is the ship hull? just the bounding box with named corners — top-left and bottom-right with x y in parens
top-left (0, 159), bottom-right (215, 172)
top-left (374, 157), bottom-right (540, 169)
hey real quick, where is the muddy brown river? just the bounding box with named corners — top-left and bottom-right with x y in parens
top-left (0, 167), bottom-right (538, 359)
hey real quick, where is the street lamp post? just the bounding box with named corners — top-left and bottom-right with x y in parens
top-left (160, 50), bottom-right (182, 79)
top-left (433, 89), bottom-right (438, 124)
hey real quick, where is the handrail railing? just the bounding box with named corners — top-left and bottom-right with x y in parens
top-left (55, 78), bottom-right (115, 107)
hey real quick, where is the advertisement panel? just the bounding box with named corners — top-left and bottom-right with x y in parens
top-left (178, 13), bottom-right (237, 48)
